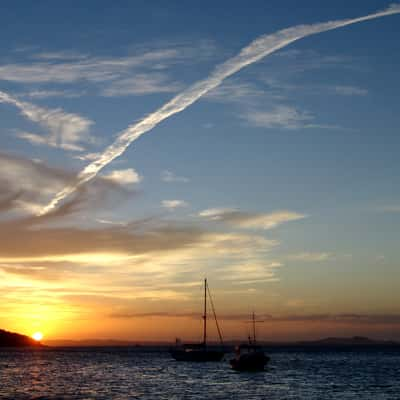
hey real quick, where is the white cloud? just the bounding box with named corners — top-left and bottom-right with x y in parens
top-left (161, 200), bottom-right (188, 210)
top-left (199, 208), bottom-right (306, 230)
top-left (102, 168), bottom-right (142, 185)
top-left (161, 170), bottom-right (189, 183)
top-left (0, 90), bottom-right (94, 151)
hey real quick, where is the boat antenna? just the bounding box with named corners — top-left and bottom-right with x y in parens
top-left (252, 311), bottom-right (256, 344)
top-left (203, 278), bottom-right (207, 346)
top-left (206, 280), bottom-right (224, 345)
top-left (245, 311), bottom-right (264, 344)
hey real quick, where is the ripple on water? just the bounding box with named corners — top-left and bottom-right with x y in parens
top-left (0, 348), bottom-right (399, 399)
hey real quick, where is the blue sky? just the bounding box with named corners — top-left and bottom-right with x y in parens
top-left (0, 1), bottom-right (399, 340)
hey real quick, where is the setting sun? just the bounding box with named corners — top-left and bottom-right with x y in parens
top-left (32, 332), bottom-right (43, 341)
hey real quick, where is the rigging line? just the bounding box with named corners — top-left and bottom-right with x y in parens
top-left (206, 281), bottom-right (224, 345)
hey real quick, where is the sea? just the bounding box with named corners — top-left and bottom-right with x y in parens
top-left (1, 347), bottom-right (399, 399)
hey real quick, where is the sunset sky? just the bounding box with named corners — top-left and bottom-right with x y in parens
top-left (1, 0), bottom-right (400, 343)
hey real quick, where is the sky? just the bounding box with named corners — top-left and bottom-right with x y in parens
top-left (0, 0), bottom-right (400, 343)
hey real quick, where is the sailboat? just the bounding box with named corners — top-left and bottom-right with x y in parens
top-left (170, 279), bottom-right (225, 362)
top-left (230, 312), bottom-right (270, 371)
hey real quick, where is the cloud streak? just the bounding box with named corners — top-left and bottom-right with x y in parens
top-left (0, 91), bottom-right (94, 151)
top-left (161, 170), bottom-right (189, 183)
top-left (39, 4), bottom-right (400, 215)
top-left (198, 208), bottom-right (306, 230)
top-left (162, 200), bottom-right (188, 210)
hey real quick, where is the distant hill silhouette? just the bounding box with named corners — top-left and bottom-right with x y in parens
top-left (0, 329), bottom-right (42, 347)
top-left (295, 336), bottom-right (399, 347)
top-left (45, 336), bottom-right (399, 348)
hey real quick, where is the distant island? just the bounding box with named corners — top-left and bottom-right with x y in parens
top-left (44, 336), bottom-right (399, 348)
top-left (293, 336), bottom-right (399, 347)
top-left (0, 329), bottom-right (43, 347)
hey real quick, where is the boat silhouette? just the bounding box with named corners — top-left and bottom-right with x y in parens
top-left (230, 312), bottom-right (270, 371)
top-left (170, 279), bottom-right (225, 362)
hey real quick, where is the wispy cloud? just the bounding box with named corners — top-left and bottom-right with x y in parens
top-left (221, 261), bottom-right (282, 284)
top-left (198, 208), bottom-right (306, 230)
top-left (208, 80), bottom-right (365, 130)
top-left (0, 90), bottom-right (94, 151)
top-left (74, 152), bottom-right (102, 162)
top-left (102, 73), bottom-right (184, 96)
top-left (378, 204), bottom-right (400, 213)
top-left (0, 42), bottom-right (215, 96)
top-left (0, 152), bottom-right (129, 217)
top-left (39, 4), bottom-right (400, 215)
top-left (102, 168), bottom-right (142, 185)
top-left (106, 311), bottom-right (400, 326)
top-left (243, 105), bottom-right (314, 129)
top-left (333, 85), bottom-right (368, 96)
top-left (206, 80), bottom-right (265, 104)
top-left (161, 170), bottom-right (190, 183)
top-left (0, 49), bottom-right (180, 83)
top-left (262, 76), bottom-right (368, 97)
top-left (287, 252), bottom-right (332, 262)
top-left (161, 199), bottom-right (188, 210)
top-left (33, 50), bottom-right (90, 61)
top-left (263, 48), bottom-right (356, 76)
top-left (21, 89), bottom-right (86, 99)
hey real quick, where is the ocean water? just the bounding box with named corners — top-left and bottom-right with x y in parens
top-left (0, 347), bottom-right (399, 399)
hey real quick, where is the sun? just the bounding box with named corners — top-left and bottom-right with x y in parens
top-left (32, 332), bottom-right (43, 341)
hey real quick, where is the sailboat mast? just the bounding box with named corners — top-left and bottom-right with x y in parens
top-left (203, 278), bottom-right (207, 346)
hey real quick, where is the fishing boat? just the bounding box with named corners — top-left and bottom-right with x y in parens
top-left (230, 312), bottom-right (270, 371)
top-left (170, 279), bottom-right (225, 362)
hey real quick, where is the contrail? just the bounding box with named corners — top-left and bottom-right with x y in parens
top-left (39, 4), bottom-right (400, 215)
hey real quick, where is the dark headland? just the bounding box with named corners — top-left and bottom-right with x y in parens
top-left (0, 329), bottom-right (43, 347)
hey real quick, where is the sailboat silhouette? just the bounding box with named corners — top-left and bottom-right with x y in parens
top-left (170, 279), bottom-right (225, 362)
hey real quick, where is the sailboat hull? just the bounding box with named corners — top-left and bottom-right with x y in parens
top-left (170, 349), bottom-right (224, 362)
top-left (230, 352), bottom-right (270, 371)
